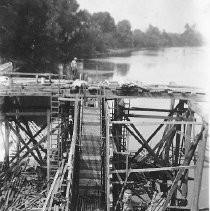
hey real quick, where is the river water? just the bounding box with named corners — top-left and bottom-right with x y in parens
top-left (84, 47), bottom-right (210, 92)
top-left (83, 47), bottom-right (209, 209)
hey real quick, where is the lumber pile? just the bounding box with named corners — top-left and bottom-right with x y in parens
top-left (0, 166), bottom-right (47, 211)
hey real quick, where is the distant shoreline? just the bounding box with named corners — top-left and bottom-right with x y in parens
top-left (87, 46), bottom-right (204, 58)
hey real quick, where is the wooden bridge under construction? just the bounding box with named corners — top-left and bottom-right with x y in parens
top-left (0, 72), bottom-right (208, 211)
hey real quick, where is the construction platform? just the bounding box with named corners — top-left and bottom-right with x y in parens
top-left (0, 72), bottom-right (209, 211)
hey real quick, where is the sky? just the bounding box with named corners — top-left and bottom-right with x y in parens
top-left (77, 0), bottom-right (210, 43)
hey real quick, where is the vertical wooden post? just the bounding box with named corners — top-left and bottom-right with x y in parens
top-left (105, 100), bottom-right (110, 211)
top-left (47, 109), bottom-right (51, 192)
top-left (181, 120), bottom-right (192, 200)
top-left (5, 121), bottom-right (10, 168)
top-left (191, 127), bottom-right (208, 211)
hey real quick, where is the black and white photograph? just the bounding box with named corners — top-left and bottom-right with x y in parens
top-left (0, 0), bottom-right (209, 210)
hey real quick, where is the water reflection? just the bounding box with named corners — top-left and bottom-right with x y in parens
top-left (82, 47), bottom-right (209, 90)
top-left (115, 63), bottom-right (130, 76)
top-left (83, 60), bottom-right (130, 81)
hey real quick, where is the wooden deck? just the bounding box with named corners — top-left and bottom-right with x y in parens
top-left (0, 73), bottom-right (206, 102)
top-left (79, 106), bottom-right (101, 197)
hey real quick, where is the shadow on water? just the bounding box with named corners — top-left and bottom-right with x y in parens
top-left (83, 60), bottom-right (115, 71)
top-left (83, 60), bottom-right (130, 81)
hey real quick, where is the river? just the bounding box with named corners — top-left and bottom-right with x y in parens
top-left (83, 47), bottom-right (209, 91)
top-left (82, 47), bottom-right (209, 209)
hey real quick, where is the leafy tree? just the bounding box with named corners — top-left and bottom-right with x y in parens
top-left (0, 0), bottom-right (80, 72)
top-left (0, 0), bottom-right (204, 71)
top-left (133, 29), bottom-right (146, 48)
top-left (92, 12), bottom-right (116, 33)
top-left (91, 12), bottom-right (117, 49)
top-left (116, 20), bottom-right (133, 48)
top-left (144, 24), bottom-right (162, 47)
top-left (180, 23), bottom-right (203, 46)
top-left (72, 9), bottom-right (106, 55)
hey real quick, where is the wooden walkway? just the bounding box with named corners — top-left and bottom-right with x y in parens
top-left (79, 106), bottom-right (101, 199)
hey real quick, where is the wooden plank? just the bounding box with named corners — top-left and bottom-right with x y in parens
top-left (5, 121), bottom-right (10, 167)
top-left (181, 117), bottom-right (192, 198)
top-left (65, 96), bottom-right (79, 211)
top-left (79, 179), bottom-right (101, 186)
top-left (105, 101), bottom-right (110, 211)
top-left (5, 112), bottom-right (46, 116)
top-left (125, 107), bottom-right (172, 112)
top-left (1, 72), bottom-right (59, 77)
top-left (58, 97), bottom-right (82, 101)
top-left (111, 120), bottom-right (202, 125)
top-left (41, 170), bottom-right (59, 211)
top-left (47, 110), bottom-right (50, 192)
top-left (127, 114), bottom-right (189, 120)
top-left (191, 128), bottom-right (208, 211)
top-left (167, 205), bottom-right (190, 210)
top-left (111, 165), bottom-right (196, 174)
top-left (80, 155), bottom-right (101, 161)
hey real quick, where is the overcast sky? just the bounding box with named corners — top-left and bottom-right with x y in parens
top-left (77, 0), bottom-right (210, 41)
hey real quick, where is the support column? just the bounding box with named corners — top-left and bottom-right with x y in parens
top-left (191, 127), bottom-right (208, 211)
top-left (181, 118), bottom-right (192, 202)
top-left (105, 100), bottom-right (110, 211)
top-left (15, 122), bottom-right (20, 162)
top-left (5, 121), bottom-right (10, 168)
top-left (47, 109), bottom-right (51, 192)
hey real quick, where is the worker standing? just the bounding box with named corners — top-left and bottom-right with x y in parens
top-left (71, 57), bottom-right (78, 80)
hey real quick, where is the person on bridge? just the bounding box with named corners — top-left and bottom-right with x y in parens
top-left (71, 57), bottom-right (78, 79)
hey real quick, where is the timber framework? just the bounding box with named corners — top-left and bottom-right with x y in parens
top-left (0, 72), bottom-right (208, 211)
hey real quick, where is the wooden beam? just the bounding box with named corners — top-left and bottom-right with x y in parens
top-left (191, 128), bottom-right (208, 211)
top-left (41, 170), bottom-right (59, 211)
top-left (139, 126), bottom-right (176, 164)
top-left (66, 96), bottom-right (79, 211)
top-left (47, 109), bottom-right (50, 193)
top-left (125, 107), bottom-right (172, 112)
top-left (1, 72), bottom-right (59, 77)
top-left (8, 122), bottom-right (43, 166)
top-left (161, 126), bottom-right (204, 211)
top-left (0, 123), bottom-right (59, 180)
top-left (9, 123), bottom-right (47, 163)
top-left (12, 118), bottom-right (46, 153)
top-left (4, 121), bottom-right (10, 168)
top-left (174, 124), bottom-right (181, 165)
top-left (111, 120), bottom-right (202, 125)
top-left (105, 100), bottom-right (111, 211)
top-left (181, 117), bottom-right (192, 198)
top-left (23, 120), bottom-right (43, 163)
top-left (130, 102), bottom-right (182, 161)
top-left (124, 124), bottom-right (166, 167)
top-left (5, 112), bottom-right (46, 116)
top-left (58, 97), bottom-right (82, 101)
top-left (111, 165), bottom-right (196, 174)
top-left (127, 114), bottom-right (190, 120)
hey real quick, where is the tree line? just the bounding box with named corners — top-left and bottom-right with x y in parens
top-left (0, 0), bottom-right (204, 73)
